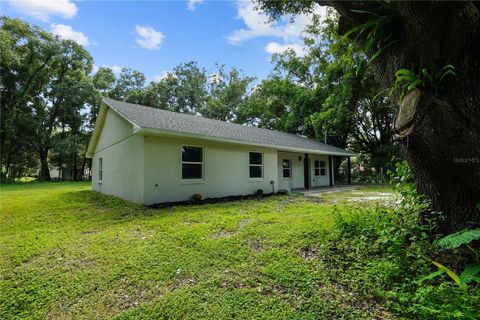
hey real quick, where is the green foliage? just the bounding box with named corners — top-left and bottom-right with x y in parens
top-left (425, 228), bottom-right (480, 292)
top-left (430, 261), bottom-right (467, 290)
top-left (394, 65), bottom-right (456, 100)
top-left (434, 229), bottom-right (480, 250)
top-left (460, 264), bottom-right (480, 285)
top-left (1, 16), bottom-right (95, 181)
top-left (346, 3), bottom-right (401, 69)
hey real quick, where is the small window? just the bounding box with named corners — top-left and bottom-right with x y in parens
top-left (314, 160), bottom-right (326, 176)
top-left (249, 152), bottom-right (263, 178)
top-left (182, 146), bottom-right (203, 180)
top-left (282, 159), bottom-right (291, 178)
top-left (98, 158), bottom-right (103, 182)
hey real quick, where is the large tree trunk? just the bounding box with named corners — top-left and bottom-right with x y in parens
top-left (328, 1), bottom-right (480, 233)
top-left (38, 148), bottom-right (51, 181)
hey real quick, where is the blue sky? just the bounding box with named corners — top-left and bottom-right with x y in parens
top-left (2, 0), bottom-right (324, 82)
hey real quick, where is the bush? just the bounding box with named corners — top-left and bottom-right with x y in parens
top-left (191, 193), bottom-right (202, 201)
top-left (321, 161), bottom-right (480, 319)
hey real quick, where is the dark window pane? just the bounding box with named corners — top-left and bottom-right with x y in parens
top-left (282, 159), bottom-right (290, 169)
top-left (315, 168), bottom-right (320, 176)
top-left (182, 146), bottom-right (203, 162)
top-left (314, 160), bottom-right (319, 168)
top-left (283, 168), bottom-right (290, 178)
top-left (182, 163), bottom-right (202, 179)
top-left (249, 152), bottom-right (262, 165)
top-left (320, 160), bottom-right (326, 168)
top-left (249, 165), bottom-right (262, 178)
top-left (320, 168), bottom-right (326, 176)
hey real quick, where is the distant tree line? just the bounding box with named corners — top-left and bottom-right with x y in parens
top-left (0, 15), bottom-right (398, 182)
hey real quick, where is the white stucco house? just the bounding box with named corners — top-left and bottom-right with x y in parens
top-left (86, 98), bottom-right (355, 205)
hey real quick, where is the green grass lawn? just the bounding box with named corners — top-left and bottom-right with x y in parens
top-left (1, 182), bottom-right (395, 319)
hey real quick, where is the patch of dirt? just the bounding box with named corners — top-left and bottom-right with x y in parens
top-left (298, 246), bottom-right (319, 261)
top-left (347, 192), bottom-right (395, 205)
top-left (247, 240), bottom-right (264, 252)
top-left (211, 219), bottom-right (252, 239)
top-left (169, 275), bottom-right (196, 291)
top-left (132, 228), bottom-right (153, 240)
top-left (237, 219), bottom-right (251, 229)
top-left (211, 229), bottom-right (235, 239)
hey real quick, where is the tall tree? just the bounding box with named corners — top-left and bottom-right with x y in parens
top-left (111, 67), bottom-right (146, 101)
top-left (1, 17), bottom-right (94, 181)
top-left (1, 17), bottom-right (50, 180)
top-left (202, 65), bottom-right (256, 121)
top-left (255, 0), bottom-right (480, 232)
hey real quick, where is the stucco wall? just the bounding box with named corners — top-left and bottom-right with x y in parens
top-left (143, 135), bottom-right (278, 205)
top-left (91, 109), bottom-right (144, 204)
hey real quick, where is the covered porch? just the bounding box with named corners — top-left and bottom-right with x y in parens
top-left (277, 151), bottom-right (352, 191)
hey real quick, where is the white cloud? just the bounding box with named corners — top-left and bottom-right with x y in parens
top-left (109, 65), bottom-right (123, 74)
top-left (187, 0), bottom-right (204, 11)
top-left (51, 24), bottom-right (89, 46)
top-left (92, 64), bottom-right (99, 74)
top-left (135, 25), bottom-right (165, 50)
top-left (152, 71), bottom-right (172, 82)
top-left (228, 1), bottom-right (326, 57)
top-left (92, 64), bottom-right (123, 75)
top-left (8, 0), bottom-right (77, 21)
top-left (264, 42), bottom-right (306, 57)
top-left (228, 1), bottom-right (281, 45)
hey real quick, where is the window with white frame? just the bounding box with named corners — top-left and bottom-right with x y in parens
top-left (181, 146), bottom-right (203, 180)
top-left (249, 152), bottom-right (263, 178)
top-left (282, 159), bottom-right (291, 178)
top-left (314, 160), bottom-right (326, 176)
top-left (98, 158), bottom-right (103, 182)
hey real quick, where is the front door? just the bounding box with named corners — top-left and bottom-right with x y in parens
top-left (281, 159), bottom-right (293, 189)
top-left (312, 159), bottom-right (327, 187)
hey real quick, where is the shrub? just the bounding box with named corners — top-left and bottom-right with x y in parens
top-left (321, 161), bottom-right (480, 319)
top-left (255, 189), bottom-right (264, 196)
top-left (191, 193), bottom-right (202, 201)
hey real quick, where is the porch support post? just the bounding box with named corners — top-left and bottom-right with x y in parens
top-left (303, 153), bottom-right (310, 189)
top-left (328, 155), bottom-right (333, 186)
top-left (347, 157), bottom-right (351, 184)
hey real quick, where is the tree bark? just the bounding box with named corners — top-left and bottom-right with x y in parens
top-left (327, 1), bottom-right (480, 233)
top-left (38, 148), bottom-right (51, 181)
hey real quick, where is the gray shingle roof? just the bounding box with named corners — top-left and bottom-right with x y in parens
top-left (103, 98), bottom-right (355, 156)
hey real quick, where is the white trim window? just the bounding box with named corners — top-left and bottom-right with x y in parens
top-left (181, 146), bottom-right (204, 180)
top-left (282, 159), bottom-right (291, 178)
top-left (98, 157), bottom-right (103, 182)
top-left (249, 152), bottom-right (263, 179)
top-left (314, 160), bottom-right (326, 176)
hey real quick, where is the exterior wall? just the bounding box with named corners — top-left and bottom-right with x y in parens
top-left (91, 109), bottom-right (144, 204)
top-left (310, 154), bottom-right (331, 187)
top-left (277, 151), bottom-right (305, 190)
top-left (143, 135), bottom-right (278, 205)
